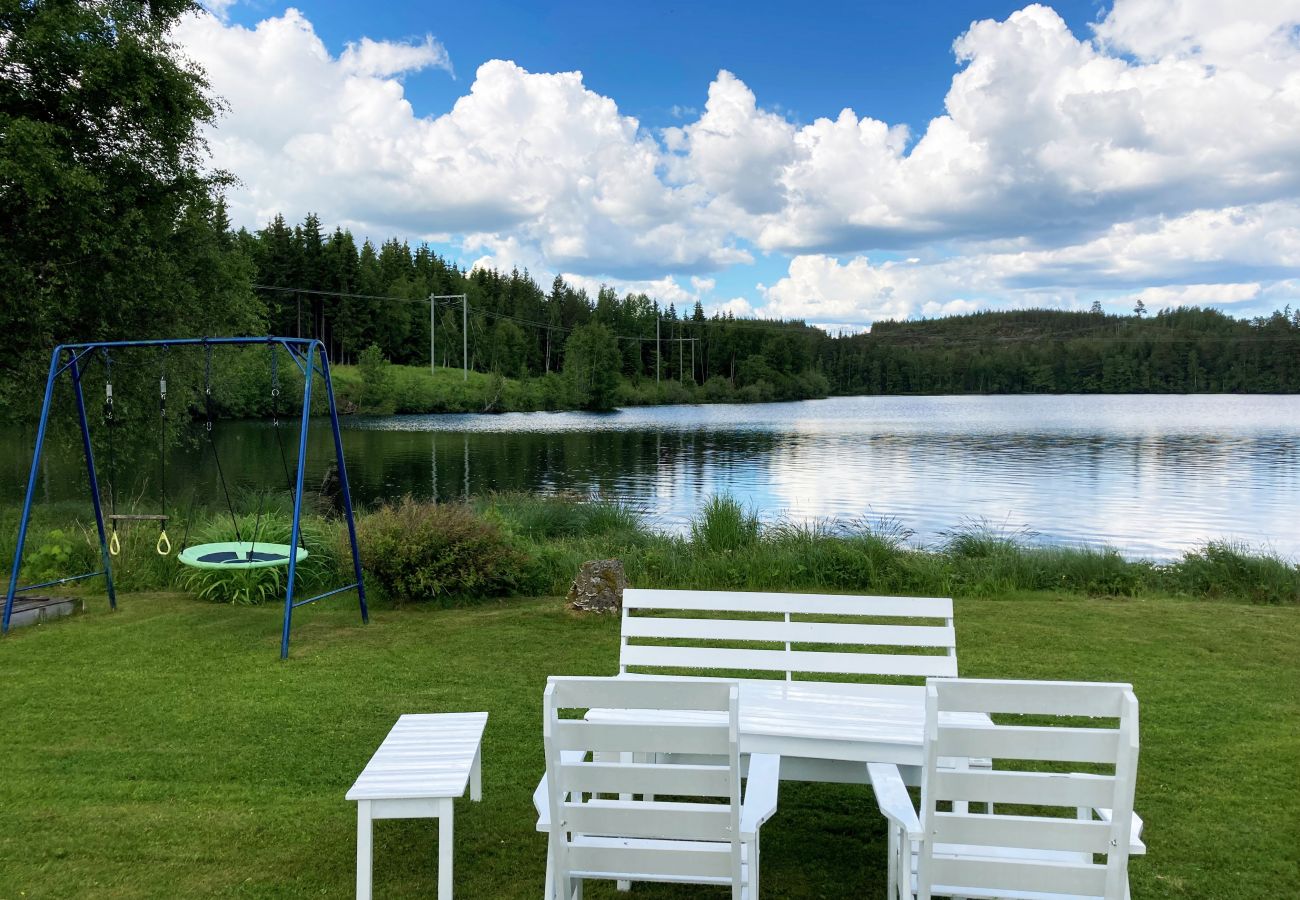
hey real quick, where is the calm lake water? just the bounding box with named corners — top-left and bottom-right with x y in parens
top-left (4, 395), bottom-right (1298, 560)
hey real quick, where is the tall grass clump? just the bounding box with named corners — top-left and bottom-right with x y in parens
top-left (482, 493), bottom-right (642, 542)
top-left (353, 497), bottom-right (528, 605)
top-left (179, 511), bottom-right (336, 605)
top-left (1166, 541), bottom-right (1300, 604)
top-left (690, 495), bottom-right (760, 553)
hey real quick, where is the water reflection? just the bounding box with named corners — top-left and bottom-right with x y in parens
top-left (3, 395), bottom-right (1297, 560)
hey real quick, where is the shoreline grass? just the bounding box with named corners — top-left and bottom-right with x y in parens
top-left (5, 494), bottom-right (1298, 607)
top-left (0, 590), bottom-right (1295, 897)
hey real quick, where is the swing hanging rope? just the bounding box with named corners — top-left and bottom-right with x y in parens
top-left (156, 348), bottom-right (171, 555)
top-left (177, 340), bottom-right (308, 570)
top-left (103, 350), bottom-right (121, 557)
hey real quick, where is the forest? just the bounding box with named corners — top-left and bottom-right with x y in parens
top-left (239, 215), bottom-right (1300, 407)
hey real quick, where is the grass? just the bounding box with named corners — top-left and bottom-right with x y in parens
top-left (0, 589), bottom-right (1296, 898)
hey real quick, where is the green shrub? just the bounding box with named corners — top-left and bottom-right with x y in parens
top-left (353, 497), bottom-right (527, 604)
top-left (179, 511), bottom-right (335, 606)
top-left (700, 376), bottom-right (734, 403)
top-left (356, 344), bottom-right (395, 413)
top-left (26, 528), bottom-right (78, 582)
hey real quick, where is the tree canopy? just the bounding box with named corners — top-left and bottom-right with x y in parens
top-left (0, 0), bottom-right (258, 408)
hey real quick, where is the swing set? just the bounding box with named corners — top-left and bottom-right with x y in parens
top-left (2, 337), bottom-right (368, 658)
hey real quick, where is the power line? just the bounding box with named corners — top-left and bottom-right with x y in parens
top-left (251, 284), bottom-right (1300, 349)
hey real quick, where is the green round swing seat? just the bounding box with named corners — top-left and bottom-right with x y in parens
top-left (177, 542), bottom-right (308, 570)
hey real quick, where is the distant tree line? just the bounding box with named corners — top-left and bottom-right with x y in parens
top-left (237, 212), bottom-right (831, 404)
top-left (824, 307), bottom-right (1300, 394)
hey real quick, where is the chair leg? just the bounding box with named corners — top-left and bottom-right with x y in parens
top-left (543, 846), bottom-right (555, 900)
top-left (886, 824), bottom-right (899, 900)
top-left (751, 833), bottom-right (760, 899)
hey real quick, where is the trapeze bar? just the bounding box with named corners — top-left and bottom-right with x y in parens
top-left (16, 571), bottom-right (106, 593)
top-left (291, 582), bottom-right (360, 608)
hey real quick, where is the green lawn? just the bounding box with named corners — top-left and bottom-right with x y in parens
top-left (1, 592), bottom-right (1296, 898)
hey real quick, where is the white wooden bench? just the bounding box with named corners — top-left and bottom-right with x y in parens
top-left (347, 712), bottom-right (488, 900)
top-left (609, 589), bottom-right (975, 783)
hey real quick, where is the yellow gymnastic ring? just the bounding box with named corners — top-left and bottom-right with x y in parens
top-left (109, 530), bottom-right (121, 557)
top-left (156, 529), bottom-right (172, 556)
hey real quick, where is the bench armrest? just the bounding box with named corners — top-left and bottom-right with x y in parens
top-left (1097, 808), bottom-right (1146, 855)
top-left (867, 762), bottom-right (922, 840)
top-left (534, 751), bottom-right (586, 831)
top-left (740, 753), bottom-right (781, 837)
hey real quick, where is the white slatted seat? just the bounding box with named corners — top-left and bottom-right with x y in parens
top-left (868, 679), bottom-right (1146, 900)
top-left (534, 676), bottom-right (780, 900)
top-left (606, 589), bottom-right (977, 783)
top-left (346, 712), bottom-right (487, 900)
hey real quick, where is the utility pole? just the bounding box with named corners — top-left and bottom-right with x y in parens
top-left (690, 338), bottom-right (695, 384)
top-left (462, 293), bottom-right (468, 381)
top-left (429, 294), bottom-right (468, 376)
top-left (656, 312), bottom-right (661, 383)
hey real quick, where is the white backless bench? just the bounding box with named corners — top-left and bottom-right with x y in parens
top-left (347, 712), bottom-right (487, 899)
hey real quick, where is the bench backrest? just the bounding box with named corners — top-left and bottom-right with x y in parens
top-left (620, 589), bottom-right (957, 683)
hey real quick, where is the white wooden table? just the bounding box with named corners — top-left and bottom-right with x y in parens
top-left (346, 712), bottom-right (488, 900)
top-left (591, 679), bottom-right (988, 782)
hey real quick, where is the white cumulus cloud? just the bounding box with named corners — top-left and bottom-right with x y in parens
top-left (176, 0), bottom-right (1300, 322)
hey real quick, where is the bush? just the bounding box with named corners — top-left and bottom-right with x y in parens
top-left (701, 376), bottom-right (734, 403)
top-left (356, 344), bottom-right (395, 413)
top-left (353, 497), bottom-right (527, 604)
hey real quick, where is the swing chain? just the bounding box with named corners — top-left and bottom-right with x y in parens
top-left (159, 346), bottom-right (168, 417)
top-left (204, 341), bottom-right (214, 432)
top-left (270, 342), bottom-right (280, 426)
top-left (102, 349), bottom-right (120, 555)
top-left (157, 347), bottom-right (171, 555)
top-left (103, 350), bottom-right (114, 421)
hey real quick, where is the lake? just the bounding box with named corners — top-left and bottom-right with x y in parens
top-left (4, 395), bottom-right (1298, 560)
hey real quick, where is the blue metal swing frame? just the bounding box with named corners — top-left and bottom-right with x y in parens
top-left (2, 336), bottom-right (368, 658)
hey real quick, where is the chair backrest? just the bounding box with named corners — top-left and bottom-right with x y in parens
top-left (918, 679), bottom-right (1141, 900)
top-left (542, 676), bottom-right (743, 898)
top-left (621, 589), bottom-right (957, 683)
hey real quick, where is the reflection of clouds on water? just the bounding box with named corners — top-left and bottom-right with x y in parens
top-left (7, 395), bottom-right (1299, 561)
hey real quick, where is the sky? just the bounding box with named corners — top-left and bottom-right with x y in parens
top-left (183, 0), bottom-right (1300, 328)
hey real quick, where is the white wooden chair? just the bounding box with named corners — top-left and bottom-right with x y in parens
top-left (868, 679), bottom-right (1146, 900)
top-left (534, 676), bottom-right (780, 899)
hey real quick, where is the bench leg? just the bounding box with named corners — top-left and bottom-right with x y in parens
top-left (438, 798), bottom-right (454, 900)
top-left (356, 800), bottom-right (373, 900)
top-left (471, 745), bottom-right (483, 802)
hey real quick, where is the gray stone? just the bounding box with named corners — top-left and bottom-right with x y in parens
top-left (566, 559), bottom-right (627, 614)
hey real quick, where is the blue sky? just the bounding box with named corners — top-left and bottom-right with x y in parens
top-left (190, 1), bottom-right (1300, 325)
top-left (223, 1), bottom-right (1103, 132)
